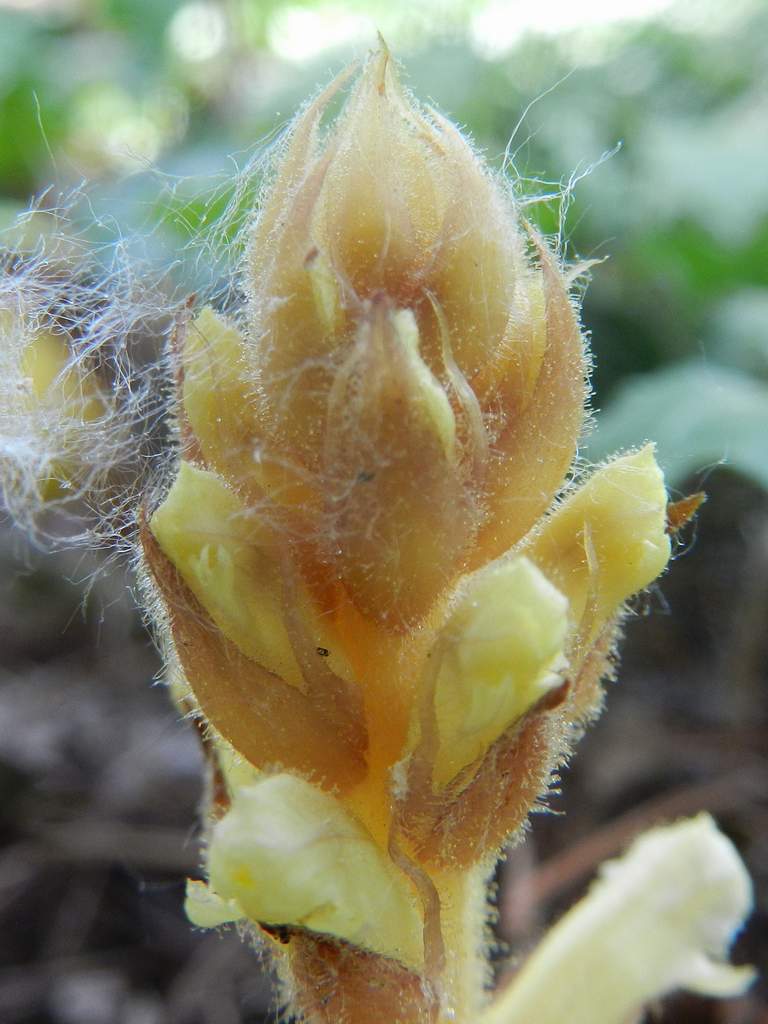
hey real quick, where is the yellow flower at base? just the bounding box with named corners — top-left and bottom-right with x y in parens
top-left (192, 774), bottom-right (424, 969)
top-left (150, 460), bottom-right (305, 685)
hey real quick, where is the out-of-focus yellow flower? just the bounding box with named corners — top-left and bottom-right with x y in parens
top-left (1, 307), bottom-right (104, 502)
top-left (481, 815), bottom-right (755, 1024)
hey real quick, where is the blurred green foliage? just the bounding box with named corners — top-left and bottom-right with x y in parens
top-left (1, 0), bottom-right (766, 489)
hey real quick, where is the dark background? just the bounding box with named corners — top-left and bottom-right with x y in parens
top-left (1, 1), bottom-right (767, 1020)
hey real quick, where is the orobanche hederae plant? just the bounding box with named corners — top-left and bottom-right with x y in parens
top-left (0, 44), bottom-right (755, 1024)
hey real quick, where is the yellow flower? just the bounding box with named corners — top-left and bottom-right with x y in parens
top-left (482, 815), bottom-right (754, 1024)
top-left (188, 774), bottom-right (423, 967)
top-left (0, 303), bottom-right (105, 506)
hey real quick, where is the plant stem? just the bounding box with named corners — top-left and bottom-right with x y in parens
top-left (433, 864), bottom-right (492, 1023)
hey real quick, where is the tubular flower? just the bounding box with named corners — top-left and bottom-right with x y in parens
top-left (481, 815), bottom-right (755, 1024)
top-left (134, 44), bottom-right (753, 1024)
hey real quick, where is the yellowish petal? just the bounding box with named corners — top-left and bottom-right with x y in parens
top-left (149, 460), bottom-right (304, 685)
top-left (206, 774), bottom-right (424, 968)
top-left (430, 556), bottom-right (568, 788)
top-left (185, 878), bottom-right (245, 929)
top-left (180, 306), bottom-right (254, 482)
top-left (481, 814), bottom-right (754, 1024)
top-left (524, 445), bottom-right (671, 646)
top-left (6, 317), bottom-right (105, 501)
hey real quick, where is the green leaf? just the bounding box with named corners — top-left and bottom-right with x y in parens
top-left (587, 362), bottom-right (768, 490)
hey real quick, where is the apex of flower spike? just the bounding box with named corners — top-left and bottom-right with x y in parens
top-left (239, 42), bottom-right (586, 627)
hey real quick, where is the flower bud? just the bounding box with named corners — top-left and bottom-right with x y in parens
top-left (421, 557), bottom-right (568, 789)
top-left (322, 295), bottom-right (473, 626)
top-left (142, 490), bottom-right (367, 789)
top-left (138, 44), bottom-right (692, 1024)
top-left (523, 444), bottom-right (671, 654)
top-left (239, 45), bottom-right (586, 626)
top-left (177, 305), bottom-right (255, 484)
top-left (398, 446), bottom-right (671, 866)
top-left (150, 460), bottom-right (305, 685)
top-left (192, 773), bottom-right (424, 967)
